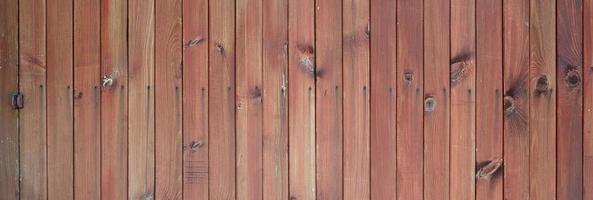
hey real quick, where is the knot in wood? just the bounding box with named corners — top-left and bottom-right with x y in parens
top-left (476, 158), bottom-right (503, 180)
top-left (102, 74), bottom-right (114, 87)
top-left (403, 71), bottom-right (413, 85)
top-left (535, 75), bottom-right (551, 96)
top-left (424, 96), bottom-right (436, 112)
top-left (215, 43), bottom-right (224, 54)
top-left (503, 96), bottom-right (515, 115)
top-left (565, 69), bottom-right (581, 88)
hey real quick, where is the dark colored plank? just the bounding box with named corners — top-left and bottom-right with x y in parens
top-left (0, 0), bottom-right (19, 197)
top-left (424, 0), bottom-right (450, 198)
top-left (182, 0), bottom-right (209, 198)
top-left (584, 0), bottom-right (593, 199)
top-left (396, 0), bottom-right (423, 199)
top-left (288, 0), bottom-right (316, 198)
top-left (556, 0), bottom-right (583, 199)
top-left (209, 0), bottom-right (236, 198)
top-left (128, 0), bottom-right (155, 198)
top-left (262, 0), bottom-right (289, 198)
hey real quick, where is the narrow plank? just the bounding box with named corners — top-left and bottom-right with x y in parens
top-left (101, 0), bottom-right (128, 198)
top-left (450, 0), bottom-right (476, 198)
top-left (556, 0), bottom-right (583, 199)
top-left (74, 0), bottom-right (101, 197)
top-left (209, 0), bottom-right (236, 198)
top-left (370, 0), bottom-right (397, 198)
top-left (529, 0), bottom-right (556, 199)
top-left (503, 1), bottom-right (530, 199)
top-left (262, 0), bottom-right (289, 198)
top-left (475, 0), bottom-right (503, 199)
top-left (182, 0), bottom-right (209, 198)
top-left (584, 0), bottom-right (593, 199)
top-left (128, 0), bottom-right (155, 198)
top-left (19, 0), bottom-right (47, 198)
top-left (155, 0), bottom-right (183, 197)
top-left (423, 0), bottom-right (450, 198)
top-left (0, 0), bottom-right (19, 197)
top-left (288, 0), bottom-right (316, 198)
top-left (236, 0), bottom-right (263, 198)
top-left (396, 0), bottom-right (423, 199)
top-left (47, 0), bottom-right (74, 198)
top-left (343, 0), bottom-right (371, 199)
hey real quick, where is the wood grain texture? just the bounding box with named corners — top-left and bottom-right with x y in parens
top-left (423, 0), bottom-right (450, 198)
top-left (182, 0), bottom-right (209, 198)
top-left (315, 0), bottom-right (342, 198)
top-left (262, 0), bottom-right (289, 198)
top-left (396, 0), bottom-right (423, 199)
top-left (209, 0), bottom-right (236, 198)
top-left (288, 0), bottom-right (316, 198)
top-left (529, 0), bottom-right (556, 199)
top-left (556, 0), bottom-right (583, 199)
top-left (0, 0), bottom-right (19, 198)
top-left (74, 0), bottom-right (101, 198)
top-left (370, 0), bottom-right (397, 198)
top-left (155, 0), bottom-right (183, 197)
top-left (584, 0), bottom-right (593, 199)
top-left (236, 0), bottom-right (263, 198)
top-left (128, 0), bottom-right (155, 198)
top-left (47, 0), bottom-right (74, 198)
top-left (450, 0), bottom-right (476, 199)
top-left (101, 0), bottom-right (128, 198)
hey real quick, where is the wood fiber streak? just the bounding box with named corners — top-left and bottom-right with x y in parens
top-left (585, 0), bottom-right (593, 198)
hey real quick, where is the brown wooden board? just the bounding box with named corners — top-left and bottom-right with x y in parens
top-left (128, 0), bottom-right (155, 198)
top-left (424, 0), bottom-right (450, 198)
top-left (182, 0), bottom-right (209, 198)
top-left (556, 0), bottom-right (583, 199)
top-left (370, 0), bottom-right (397, 198)
top-left (450, 0), bottom-right (476, 198)
top-left (47, 0), bottom-right (74, 198)
top-left (209, 0), bottom-right (236, 198)
top-left (0, 0), bottom-right (19, 198)
top-left (262, 0), bottom-right (289, 198)
top-left (101, 0), bottom-right (128, 198)
top-left (396, 0), bottom-right (423, 199)
top-left (74, 0), bottom-right (101, 197)
top-left (584, 0), bottom-right (593, 199)
top-left (288, 0), bottom-right (316, 198)
top-left (315, 0), bottom-right (342, 198)
top-left (155, 0), bottom-right (183, 197)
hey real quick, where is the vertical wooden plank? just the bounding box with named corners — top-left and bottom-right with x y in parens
top-left (556, 0), bottom-right (583, 199)
top-left (503, 0), bottom-right (530, 199)
top-left (530, 0), bottom-right (556, 198)
top-left (423, 0), bottom-right (450, 198)
top-left (450, 0), bottom-right (476, 198)
top-left (262, 0), bottom-right (289, 198)
top-left (128, 0), bottom-right (155, 198)
top-left (370, 0), bottom-right (397, 198)
top-left (343, 0), bottom-right (370, 199)
top-left (74, 0), bottom-right (101, 197)
top-left (101, 0), bottom-right (128, 198)
top-left (475, 0), bottom-right (503, 199)
top-left (396, 0), bottom-right (423, 199)
top-left (19, 0), bottom-right (47, 198)
top-left (585, 0), bottom-right (593, 199)
top-left (209, 0), bottom-right (236, 198)
top-left (182, 0), bottom-right (208, 198)
top-left (0, 0), bottom-right (19, 197)
top-left (155, 0), bottom-right (183, 197)
top-left (288, 0), bottom-right (316, 198)
top-left (47, 0), bottom-right (74, 198)
top-left (236, 0), bottom-right (263, 198)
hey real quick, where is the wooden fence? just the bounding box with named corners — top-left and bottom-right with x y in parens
top-left (0, 0), bottom-right (592, 199)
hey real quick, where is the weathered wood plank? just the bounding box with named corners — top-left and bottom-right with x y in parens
top-left (209, 0), bottom-right (236, 198)
top-left (0, 0), bottom-right (19, 197)
top-left (100, 0), bottom-right (128, 198)
top-left (288, 0), bottom-right (316, 198)
top-left (128, 0), bottom-right (155, 198)
top-left (262, 0), bottom-right (289, 198)
top-left (236, 0), bottom-right (263, 198)
top-left (182, 0), bottom-right (208, 198)
top-left (74, 0), bottom-right (101, 197)
top-left (370, 0), bottom-right (397, 198)
top-left (396, 0), bottom-right (423, 199)
top-left (155, 0), bottom-right (183, 197)
top-left (584, 0), bottom-right (593, 199)
top-left (556, 0), bottom-right (583, 199)
top-left (424, 0), bottom-right (450, 198)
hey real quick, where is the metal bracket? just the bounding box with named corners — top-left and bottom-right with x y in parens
top-left (11, 92), bottom-right (23, 109)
